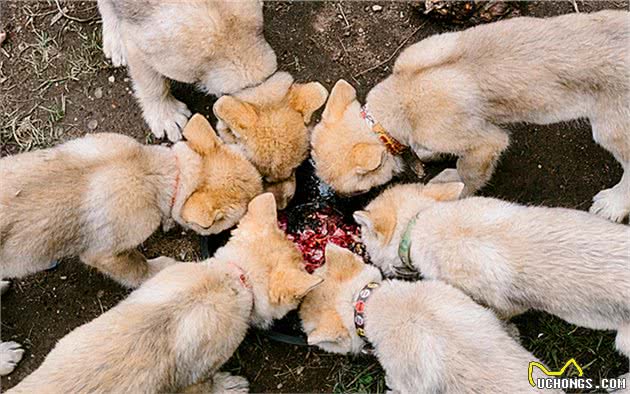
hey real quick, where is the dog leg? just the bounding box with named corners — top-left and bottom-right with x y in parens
top-left (80, 250), bottom-right (177, 288)
top-left (126, 45), bottom-right (191, 142)
top-left (456, 125), bottom-right (509, 196)
top-left (0, 341), bottom-right (24, 376)
top-left (97, 0), bottom-right (127, 67)
top-left (615, 322), bottom-right (630, 358)
top-left (589, 107), bottom-right (630, 222)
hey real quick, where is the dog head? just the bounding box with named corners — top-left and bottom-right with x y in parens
top-left (311, 80), bottom-right (403, 196)
top-left (172, 114), bottom-right (263, 235)
top-left (201, 2), bottom-right (277, 96)
top-left (353, 180), bottom-right (464, 276)
top-left (217, 193), bottom-right (324, 327)
top-left (299, 243), bottom-right (382, 354)
top-left (214, 72), bottom-right (328, 208)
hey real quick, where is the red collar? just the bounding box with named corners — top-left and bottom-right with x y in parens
top-left (169, 153), bottom-right (180, 215)
top-left (360, 105), bottom-right (407, 156)
top-left (228, 262), bottom-right (252, 290)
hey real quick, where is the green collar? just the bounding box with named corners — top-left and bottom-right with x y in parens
top-left (396, 215), bottom-right (421, 278)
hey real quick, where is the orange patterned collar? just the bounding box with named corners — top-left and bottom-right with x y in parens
top-left (360, 105), bottom-right (407, 156)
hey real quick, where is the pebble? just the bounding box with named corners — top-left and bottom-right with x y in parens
top-left (537, 164), bottom-right (542, 169)
top-left (277, 383), bottom-right (283, 389)
top-left (88, 119), bottom-right (98, 130)
top-left (97, 290), bottom-right (105, 298)
top-left (108, 75), bottom-right (115, 83)
top-left (372, 5), bottom-right (383, 12)
top-left (94, 87), bottom-right (103, 99)
top-left (60, 276), bottom-right (67, 280)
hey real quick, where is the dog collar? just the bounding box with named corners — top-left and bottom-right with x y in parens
top-left (169, 153), bottom-right (181, 215)
top-left (353, 281), bottom-right (380, 340)
top-left (360, 105), bottom-right (407, 156)
top-left (395, 215), bottom-right (423, 279)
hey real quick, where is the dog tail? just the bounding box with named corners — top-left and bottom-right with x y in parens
top-left (393, 31), bottom-right (460, 74)
top-left (616, 322), bottom-right (630, 358)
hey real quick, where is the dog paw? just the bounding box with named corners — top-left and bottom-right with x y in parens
top-left (212, 372), bottom-right (249, 393)
top-left (0, 341), bottom-right (24, 376)
top-left (0, 280), bottom-right (9, 296)
top-left (102, 29), bottom-right (127, 67)
top-left (144, 98), bottom-right (191, 142)
top-left (590, 186), bottom-right (630, 223)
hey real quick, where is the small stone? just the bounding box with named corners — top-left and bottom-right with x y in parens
top-left (97, 290), bottom-right (105, 298)
top-left (537, 164), bottom-right (542, 169)
top-left (88, 119), bottom-right (98, 130)
top-left (372, 5), bottom-right (383, 12)
top-left (277, 383), bottom-right (283, 389)
top-left (296, 366), bottom-right (304, 375)
top-left (179, 252), bottom-right (186, 260)
top-left (358, 27), bottom-right (364, 33)
top-left (108, 75), bottom-right (115, 83)
top-left (60, 276), bottom-right (67, 280)
top-left (94, 87), bottom-right (103, 99)
top-left (123, 77), bottom-right (129, 82)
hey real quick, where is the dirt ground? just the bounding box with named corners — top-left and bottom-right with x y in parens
top-left (1, 1), bottom-right (629, 392)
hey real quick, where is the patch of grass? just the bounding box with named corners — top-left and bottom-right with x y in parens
top-left (332, 357), bottom-right (386, 394)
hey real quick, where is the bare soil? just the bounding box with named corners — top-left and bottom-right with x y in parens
top-left (1, 1), bottom-right (628, 392)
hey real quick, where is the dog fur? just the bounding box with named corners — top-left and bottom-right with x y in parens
top-left (0, 114), bottom-right (262, 376)
top-left (214, 72), bottom-right (328, 208)
top-left (300, 244), bottom-right (558, 393)
top-left (7, 193), bottom-right (322, 393)
top-left (354, 179), bottom-right (630, 358)
top-left (0, 114), bottom-right (261, 286)
top-left (97, 0), bottom-right (277, 141)
top-left (311, 10), bottom-right (630, 222)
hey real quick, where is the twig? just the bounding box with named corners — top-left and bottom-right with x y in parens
top-left (337, 3), bottom-right (350, 29)
top-left (354, 21), bottom-right (427, 78)
top-left (53, 0), bottom-right (98, 23)
top-left (571, 0), bottom-right (580, 13)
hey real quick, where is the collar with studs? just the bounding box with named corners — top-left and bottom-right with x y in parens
top-left (395, 214), bottom-right (423, 279)
top-left (353, 281), bottom-right (380, 354)
top-left (360, 105), bottom-right (407, 156)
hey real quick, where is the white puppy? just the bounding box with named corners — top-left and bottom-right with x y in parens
top-left (354, 178), bottom-right (630, 358)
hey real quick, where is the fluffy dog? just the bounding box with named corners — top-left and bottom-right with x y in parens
top-left (0, 115), bottom-right (261, 375)
top-left (97, 0), bottom-right (277, 141)
top-left (311, 10), bottom-right (630, 222)
top-left (7, 193), bottom-right (322, 393)
top-left (354, 178), bottom-right (630, 358)
top-left (214, 72), bottom-right (328, 208)
top-left (300, 244), bottom-right (558, 393)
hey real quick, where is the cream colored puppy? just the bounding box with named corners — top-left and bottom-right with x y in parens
top-left (300, 244), bottom-right (558, 393)
top-left (214, 72), bottom-right (328, 209)
top-left (311, 10), bottom-right (630, 222)
top-left (354, 179), bottom-right (630, 358)
top-left (0, 115), bottom-right (261, 375)
top-left (97, 0), bottom-right (277, 141)
top-left (7, 194), bottom-right (322, 393)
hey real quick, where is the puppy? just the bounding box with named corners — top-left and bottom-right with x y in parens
top-left (97, 0), bottom-right (277, 141)
top-left (300, 244), bottom-right (558, 393)
top-left (311, 10), bottom-right (630, 222)
top-left (7, 193), bottom-right (323, 393)
top-left (0, 115), bottom-right (261, 375)
top-left (214, 72), bottom-right (329, 209)
top-left (354, 178), bottom-right (630, 358)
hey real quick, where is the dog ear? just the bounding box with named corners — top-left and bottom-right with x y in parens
top-left (181, 188), bottom-right (223, 229)
top-left (353, 210), bottom-right (395, 245)
top-left (423, 182), bottom-right (465, 201)
top-left (245, 192), bottom-right (278, 225)
top-left (351, 143), bottom-right (386, 174)
top-left (323, 243), bottom-right (365, 280)
top-left (353, 211), bottom-right (373, 231)
top-left (269, 269), bottom-right (324, 304)
top-left (183, 114), bottom-right (221, 155)
top-left (321, 79), bottom-right (357, 123)
top-left (213, 96), bottom-right (259, 132)
top-left (289, 82), bottom-right (329, 124)
top-left (306, 315), bottom-right (351, 347)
